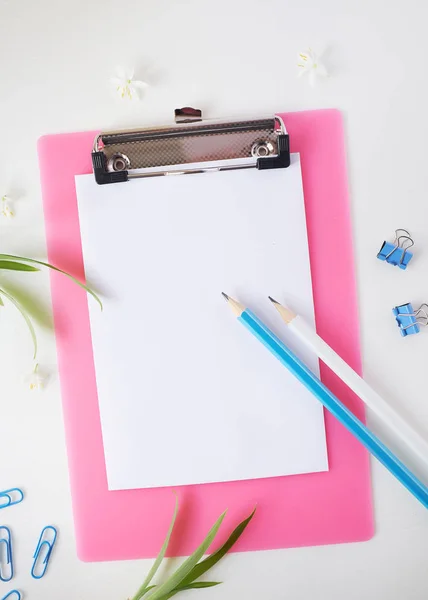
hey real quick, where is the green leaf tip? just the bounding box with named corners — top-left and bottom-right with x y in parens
top-left (0, 254), bottom-right (102, 310)
top-left (146, 510), bottom-right (227, 600)
top-left (179, 507), bottom-right (256, 588)
top-left (131, 503), bottom-right (256, 600)
top-left (157, 582), bottom-right (222, 600)
top-left (132, 494), bottom-right (179, 600)
top-left (0, 260), bottom-right (40, 272)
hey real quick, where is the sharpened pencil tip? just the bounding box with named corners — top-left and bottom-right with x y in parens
top-left (268, 297), bottom-right (296, 323)
top-left (221, 293), bottom-right (245, 316)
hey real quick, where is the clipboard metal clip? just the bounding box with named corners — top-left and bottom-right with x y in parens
top-left (92, 108), bottom-right (290, 184)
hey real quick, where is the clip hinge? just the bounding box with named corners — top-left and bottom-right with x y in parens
top-left (92, 152), bottom-right (129, 185)
top-left (257, 134), bottom-right (290, 170)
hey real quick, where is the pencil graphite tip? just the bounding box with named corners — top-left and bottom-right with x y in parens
top-left (221, 293), bottom-right (245, 317)
top-left (268, 297), bottom-right (296, 324)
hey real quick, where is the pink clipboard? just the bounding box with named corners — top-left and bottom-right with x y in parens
top-left (38, 109), bottom-right (373, 562)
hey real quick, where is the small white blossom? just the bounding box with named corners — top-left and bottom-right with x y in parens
top-left (297, 48), bottom-right (328, 87)
top-left (27, 363), bottom-right (46, 391)
top-left (111, 67), bottom-right (148, 100)
top-left (1, 195), bottom-right (14, 218)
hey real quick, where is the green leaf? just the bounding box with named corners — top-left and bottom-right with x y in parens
top-left (0, 254), bottom-right (102, 310)
top-left (0, 287), bottom-right (37, 358)
top-left (146, 511), bottom-right (227, 600)
top-left (157, 582), bottom-right (222, 600)
top-left (0, 295), bottom-right (3, 306)
top-left (176, 582), bottom-right (221, 590)
top-left (140, 585), bottom-right (156, 596)
top-left (132, 494), bottom-right (179, 600)
top-left (179, 508), bottom-right (256, 588)
top-left (0, 260), bottom-right (40, 272)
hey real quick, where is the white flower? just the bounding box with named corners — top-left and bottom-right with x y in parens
top-left (27, 363), bottom-right (46, 391)
top-left (297, 48), bottom-right (328, 87)
top-left (1, 195), bottom-right (14, 218)
top-left (111, 67), bottom-right (148, 100)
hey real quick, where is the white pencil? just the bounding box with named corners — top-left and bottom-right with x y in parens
top-left (269, 297), bottom-right (428, 467)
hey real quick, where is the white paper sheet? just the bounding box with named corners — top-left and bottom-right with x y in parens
top-left (76, 154), bottom-right (328, 491)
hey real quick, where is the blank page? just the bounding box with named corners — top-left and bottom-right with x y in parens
top-left (76, 154), bottom-right (328, 491)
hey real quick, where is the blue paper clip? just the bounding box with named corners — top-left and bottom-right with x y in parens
top-left (31, 526), bottom-right (57, 579)
top-left (393, 303), bottom-right (428, 336)
top-left (1, 591), bottom-right (21, 600)
top-left (0, 490), bottom-right (24, 510)
top-left (0, 527), bottom-right (13, 582)
top-left (377, 229), bottom-right (414, 269)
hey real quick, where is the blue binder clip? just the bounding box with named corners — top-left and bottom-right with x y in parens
top-left (1, 591), bottom-right (21, 600)
top-left (377, 229), bottom-right (414, 269)
top-left (31, 526), bottom-right (57, 579)
top-left (0, 527), bottom-right (13, 582)
top-left (0, 489), bottom-right (24, 510)
top-left (393, 303), bottom-right (428, 336)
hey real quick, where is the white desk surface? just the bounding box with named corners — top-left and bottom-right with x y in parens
top-left (0, 1), bottom-right (427, 598)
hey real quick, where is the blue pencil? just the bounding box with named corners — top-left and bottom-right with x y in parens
top-left (222, 293), bottom-right (428, 510)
